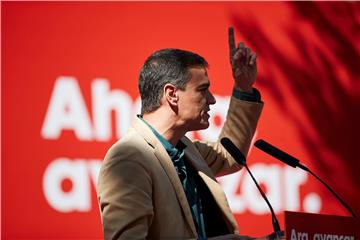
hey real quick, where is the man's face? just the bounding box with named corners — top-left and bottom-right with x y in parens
top-left (177, 66), bottom-right (216, 131)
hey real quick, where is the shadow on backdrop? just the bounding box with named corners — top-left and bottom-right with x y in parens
top-left (231, 2), bottom-right (360, 216)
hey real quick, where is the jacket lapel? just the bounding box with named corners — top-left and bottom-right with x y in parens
top-left (131, 118), bottom-right (197, 236)
top-left (183, 137), bottom-right (239, 234)
top-left (197, 172), bottom-right (239, 233)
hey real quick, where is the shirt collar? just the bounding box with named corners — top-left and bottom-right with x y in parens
top-left (138, 115), bottom-right (186, 157)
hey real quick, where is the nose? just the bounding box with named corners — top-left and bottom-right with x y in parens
top-left (207, 91), bottom-right (216, 105)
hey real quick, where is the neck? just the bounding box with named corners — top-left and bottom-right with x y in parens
top-left (143, 108), bottom-right (186, 146)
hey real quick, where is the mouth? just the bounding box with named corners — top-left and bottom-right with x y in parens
top-left (202, 107), bottom-right (210, 119)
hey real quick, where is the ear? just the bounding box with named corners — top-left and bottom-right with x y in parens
top-left (163, 83), bottom-right (178, 107)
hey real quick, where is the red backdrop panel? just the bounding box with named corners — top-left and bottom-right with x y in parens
top-left (2, 2), bottom-right (359, 239)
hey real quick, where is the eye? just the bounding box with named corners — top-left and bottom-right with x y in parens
top-left (197, 84), bottom-right (210, 94)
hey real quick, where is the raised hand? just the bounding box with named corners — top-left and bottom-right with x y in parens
top-left (228, 27), bottom-right (257, 93)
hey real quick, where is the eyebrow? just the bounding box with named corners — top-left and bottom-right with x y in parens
top-left (197, 83), bottom-right (210, 89)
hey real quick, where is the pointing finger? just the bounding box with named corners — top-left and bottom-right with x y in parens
top-left (228, 27), bottom-right (236, 62)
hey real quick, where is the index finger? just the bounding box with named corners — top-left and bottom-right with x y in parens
top-left (228, 27), bottom-right (236, 61)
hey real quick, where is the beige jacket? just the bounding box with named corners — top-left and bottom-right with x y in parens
top-left (97, 97), bottom-right (263, 239)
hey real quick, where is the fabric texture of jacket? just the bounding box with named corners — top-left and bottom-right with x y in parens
top-left (97, 97), bottom-right (263, 239)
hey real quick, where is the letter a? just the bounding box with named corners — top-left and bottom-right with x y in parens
top-left (41, 76), bottom-right (93, 140)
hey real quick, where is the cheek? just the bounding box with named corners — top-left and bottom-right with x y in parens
top-left (179, 93), bottom-right (206, 114)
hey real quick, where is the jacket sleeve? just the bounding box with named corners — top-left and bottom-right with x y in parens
top-left (194, 96), bottom-right (263, 177)
top-left (97, 144), bottom-right (154, 240)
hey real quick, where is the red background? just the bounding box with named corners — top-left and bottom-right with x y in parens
top-left (2, 2), bottom-right (360, 239)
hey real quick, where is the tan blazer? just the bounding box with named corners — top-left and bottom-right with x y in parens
top-left (97, 97), bottom-right (263, 239)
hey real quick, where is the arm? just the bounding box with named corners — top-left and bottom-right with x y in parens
top-left (194, 97), bottom-right (262, 176)
top-left (194, 27), bottom-right (263, 176)
top-left (97, 145), bottom-right (154, 240)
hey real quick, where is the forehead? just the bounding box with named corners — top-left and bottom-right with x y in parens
top-left (186, 67), bottom-right (210, 87)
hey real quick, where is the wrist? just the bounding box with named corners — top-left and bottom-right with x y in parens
top-left (232, 87), bottom-right (261, 102)
top-left (234, 86), bottom-right (253, 94)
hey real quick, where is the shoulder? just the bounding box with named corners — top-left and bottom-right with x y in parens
top-left (109, 131), bottom-right (152, 156)
top-left (101, 129), bottom-right (155, 174)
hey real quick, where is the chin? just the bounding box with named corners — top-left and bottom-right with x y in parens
top-left (193, 121), bottom-right (210, 131)
top-left (185, 117), bottom-right (210, 131)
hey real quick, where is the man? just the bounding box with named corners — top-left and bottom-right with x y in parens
top-left (97, 27), bottom-right (263, 239)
